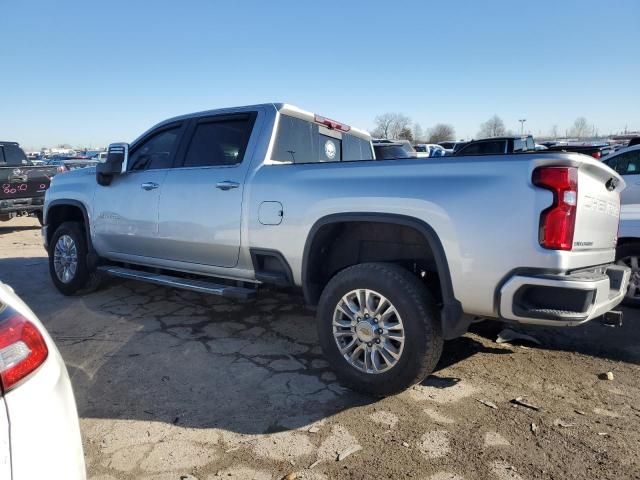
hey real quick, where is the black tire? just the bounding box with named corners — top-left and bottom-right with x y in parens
top-left (317, 262), bottom-right (443, 396)
top-left (48, 221), bottom-right (102, 295)
top-left (615, 242), bottom-right (640, 308)
top-left (35, 210), bottom-right (43, 226)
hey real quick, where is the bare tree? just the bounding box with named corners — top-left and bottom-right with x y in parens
top-left (413, 123), bottom-right (425, 143)
top-left (372, 113), bottom-right (412, 139)
top-left (569, 117), bottom-right (591, 139)
top-left (549, 125), bottom-right (560, 139)
top-left (477, 115), bottom-right (506, 138)
top-left (427, 124), bottom-right (455, 143)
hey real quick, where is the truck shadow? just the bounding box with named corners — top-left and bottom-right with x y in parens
top-left (1, 256), bottom-right (638, 435)
top-left (0, 223), bottom-right (41, 235)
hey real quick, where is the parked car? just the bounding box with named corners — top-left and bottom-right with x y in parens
top-left (616, 204), bottom-right (640, 306)
top-left (454, 136), bottom-right (536, 156)
top-left (1, 141), bottom-right (58, 223)
top-left (43, 103), bottom-right (629, 395)
top-left (544, 142), bottom-right (612, 160)
top-left (372, 140), bottom-right (414, 160)
top-left (601, 144), bottom-right (640, 204)
top-left (628, 137), bottom-right (640, 148)
top-left (0, 281), bottom-right (85, 479)
top-left (46, 156), bottom-right (99, 172)
top-left (414, 144), bottom-right (446, 157)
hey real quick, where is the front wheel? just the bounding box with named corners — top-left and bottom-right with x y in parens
top-left (317, 262), bottom-right (443, 396)
top-left (48, 221), bottom-right (102, 295)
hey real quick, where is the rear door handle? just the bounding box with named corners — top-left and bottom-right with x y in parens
top-left (141, 182), bottom-right (159, 191)
top-left (216, 181), bottom-right (240, 191)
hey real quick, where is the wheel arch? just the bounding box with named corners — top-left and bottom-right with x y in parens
top-left (302, 213), bottom-right (465, 338)
top-left (46, 200), bottom-right (94, 254)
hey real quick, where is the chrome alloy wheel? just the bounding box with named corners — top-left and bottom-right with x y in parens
top-left (617, 255), bottom-right (640, 300)
top-left (332, 288), bottom-right (405, 374)
top-left (53, 234), bottom-right (78, 284)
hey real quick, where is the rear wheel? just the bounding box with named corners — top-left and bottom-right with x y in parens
top-left (616, 242), bottom-right (640, 307)
top-left (317, 262), bottom-right (443, 396)
top-left (48, 221), bottom-right (102, 295)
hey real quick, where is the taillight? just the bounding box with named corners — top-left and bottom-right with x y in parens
top-left (591, 151), bottom-right (601, 160)
top-left (314, 114), bottom-right (351, 132)
top-left (0, 309), bottom-right (48, 393)
top-left (532, 166), bottom-right (578, 251)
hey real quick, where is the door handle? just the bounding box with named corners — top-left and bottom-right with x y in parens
top-left (216, 181), bottom-right (240, 191)
top-left (141, 182), bottom-right (159, 191)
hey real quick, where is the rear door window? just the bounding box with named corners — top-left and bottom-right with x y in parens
top-left (2, 144), bottom-right (27, 166)
top-left (615, 151), bottom-right (640, 175)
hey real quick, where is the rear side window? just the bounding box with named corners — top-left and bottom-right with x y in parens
top-left (0, 147), bottom-right (5, 164)
top-left (614, 150), bottom-right (640, 175)
top-left (2, 144), bottom-right (27, 166)
top-left (129, 127), bottom-right (181, 171)
top-left (183, 116), bottom-right (254, 168)
top-left (458, 141), bottom-right (506, 155)
top-left (272, 115), bottom-right (372, 163)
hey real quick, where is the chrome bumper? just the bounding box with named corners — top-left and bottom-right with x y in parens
top-left (499, 264), bottom-right (630, 326)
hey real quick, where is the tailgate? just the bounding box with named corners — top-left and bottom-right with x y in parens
top-left (572, 162), bottom-right (622, 251)
top-left (0, 166), bottom-right (56, 201)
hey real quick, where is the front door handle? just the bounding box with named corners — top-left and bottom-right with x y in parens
top-left (141, 182), bottom-right (159, 191)
top-left (216, 180), bottom-right (240, 191)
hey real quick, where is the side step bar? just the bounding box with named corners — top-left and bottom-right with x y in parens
top-left (99, 266), bottom-right (257, 300)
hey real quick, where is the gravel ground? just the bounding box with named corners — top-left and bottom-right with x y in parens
top-left (1, 217), bottom-right (639, 480)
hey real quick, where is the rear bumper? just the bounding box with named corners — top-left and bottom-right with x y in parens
top-left (499, 264), bottom-right (630, 326)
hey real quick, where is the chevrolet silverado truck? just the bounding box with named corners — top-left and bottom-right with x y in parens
top-left (42, 103), bottom-right (630, 395)
top-left (1, 141), bottom-right (58, 223)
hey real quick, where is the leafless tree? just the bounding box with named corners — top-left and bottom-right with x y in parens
top-left (569, 117), bottom-right (591, 139)
top-left (413, 123), bottom-right (425, 143)
top-left (549, 125), bottom-right (560, 139)
top-left (372, 113), bottom-right (412, 139)
top-left (427, 124), bottom-right (455, 143)
top-left (477, 115), bottom-right (506, 138)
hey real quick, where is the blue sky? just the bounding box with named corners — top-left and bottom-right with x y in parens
top-left (2, 0), bottom-right (639, 148)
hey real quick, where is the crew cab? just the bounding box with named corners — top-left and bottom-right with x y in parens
top-left (43, 103), bottom-right (629, 395)
top-left (1, 142), bottom-right (58, 223)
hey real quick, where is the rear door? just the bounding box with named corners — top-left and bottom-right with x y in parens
top-left (156, 113), bottom-right (257, 268)
top-left (603, 149), bottom-right (640, 205)
top-left (93, 123), bottom-right (185, 258)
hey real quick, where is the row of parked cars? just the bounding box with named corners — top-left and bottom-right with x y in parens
top-left (374, 135), bottom-right (636, 160)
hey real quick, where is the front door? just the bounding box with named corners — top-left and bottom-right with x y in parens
top-left (157, 113), bottom-right (256, 268)
top-left (92, 124), bottom-right (184, 259)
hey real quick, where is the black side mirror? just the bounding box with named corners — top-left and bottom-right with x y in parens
top-left (96, 143), bottom-right (128, 186)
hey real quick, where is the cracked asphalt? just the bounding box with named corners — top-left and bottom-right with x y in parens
top-left (1, 217), bottom-right (639, 479)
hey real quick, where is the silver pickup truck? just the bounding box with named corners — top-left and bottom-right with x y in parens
top-left (43, 103), bottom-right (630, 395)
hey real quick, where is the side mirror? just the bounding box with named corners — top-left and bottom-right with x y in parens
top-left (96, 143), bottom-right (128, 186)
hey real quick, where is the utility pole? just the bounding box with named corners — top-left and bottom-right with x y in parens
top-left (518, 119), bottom-right (527, 135)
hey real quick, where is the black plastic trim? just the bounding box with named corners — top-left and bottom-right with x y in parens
top-left (250, 248), bottom-right (294, 287)
top-left (301, 213), bottom-right (464, 338)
